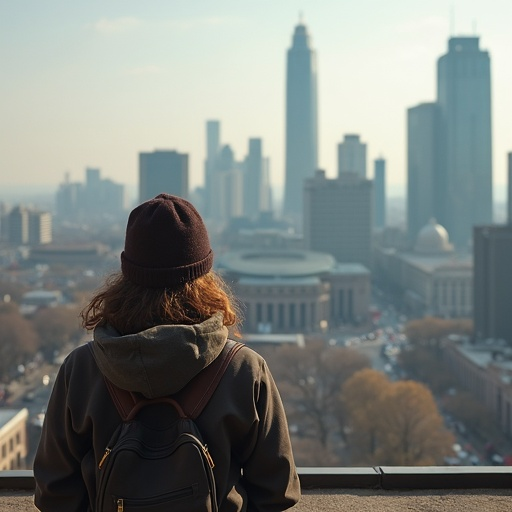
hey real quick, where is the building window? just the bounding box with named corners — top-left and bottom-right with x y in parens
top-left (289, 303), bottom-right (296, 328)
top-left (278, 303), bottom-right (285, 329)
top-left (267, 303), bottom-right (274, 323)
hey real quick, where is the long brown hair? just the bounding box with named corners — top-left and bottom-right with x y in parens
top-left (80, 270), bottom-right (240, 335)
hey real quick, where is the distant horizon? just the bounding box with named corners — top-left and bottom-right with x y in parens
top-left (1, 181), bottom-right (509, 205)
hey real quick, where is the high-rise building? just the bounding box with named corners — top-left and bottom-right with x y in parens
top-left (139, 150), bottom-right (188, 203)
top-left (337, 134), bottom-right (367, 178)
top-left (407, 103), bottom-right (441, 242)
top-left (473, 224), bottom-right (512, 345)
top-left (304, 170), bottom-right (373, 268)
top-left (204, 120), bottom-right (221, 218)
top-left (437, 37), bottom-right (492, 248)
top-left (373, 158), bottom-right (386, 230)
top-left (284, 22), bottom-right (318, 220)
top-left (244, 138), bottom-right (264, 219)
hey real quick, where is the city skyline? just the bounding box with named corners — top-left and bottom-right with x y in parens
top-left (1, 1), bottom-right (512, 202)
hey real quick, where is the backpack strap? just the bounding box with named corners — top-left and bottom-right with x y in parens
top-left (101, 339), bottom-right (244, 421)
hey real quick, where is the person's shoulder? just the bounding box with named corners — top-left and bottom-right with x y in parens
top-left (58, 341), bottom-right (98, 376)
top-left (229, 341), bottom-right (268, 375)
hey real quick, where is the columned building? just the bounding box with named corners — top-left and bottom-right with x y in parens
top-left (217, 249), bottom-right (370, 334)
top-left (283, 22), bottom-right (318, 221)
top-left (374, 219), bottom-right (472, 318)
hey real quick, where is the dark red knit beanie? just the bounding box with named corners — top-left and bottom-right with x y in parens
top-left (121, 194), bottom-right (213, 288)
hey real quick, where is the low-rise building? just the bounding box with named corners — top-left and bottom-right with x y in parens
top-left (0, 409), bottom-right (29, 470)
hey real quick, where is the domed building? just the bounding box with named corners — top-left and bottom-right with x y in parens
top-left (217, 249), bottom-right (370, 334)
top-left (414, 218), bottom-right (454, 255)
top-left (374, 220), bottom-right (472, 318)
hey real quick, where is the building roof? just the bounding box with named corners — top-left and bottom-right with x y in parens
top-left (217, 249), bottom-right (336, 278)
top-left (415, 218), bottom-right (453, 254)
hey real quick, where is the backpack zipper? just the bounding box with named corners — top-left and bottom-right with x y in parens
top-left (98, 447), bottom-right (112, 469)
top-left (117, 498), bottom-right (124, 511)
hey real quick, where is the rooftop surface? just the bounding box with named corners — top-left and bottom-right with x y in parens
top-left (3, 468), bottom-right (511, 511)
top-left (4, 488), bottom-right (512, 511)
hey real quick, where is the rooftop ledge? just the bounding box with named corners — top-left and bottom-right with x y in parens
top-left (2, 467), bottom-right (512, 511)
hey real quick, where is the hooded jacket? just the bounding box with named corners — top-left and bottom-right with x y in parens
top-left (33, 313), bottom-right (300, 511)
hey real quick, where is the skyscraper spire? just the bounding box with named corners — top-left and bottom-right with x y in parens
top-left (283, 21), bottom-right (318, 224)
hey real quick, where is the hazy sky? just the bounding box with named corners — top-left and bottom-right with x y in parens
top-left (1, 0), bottom-right (511, 201)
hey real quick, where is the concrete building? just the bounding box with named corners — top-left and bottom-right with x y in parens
top-left (407, 103), bottom-right (440, 243)
top-left (139, 150), bottom-right (188, 203)
top-left (284, 22), bottom-right (318, 221)
top-left (7, 207), bottom-right (52, 246)
top-left (304, 170), bottom-right (373, 269)
top-left (373, 157), bottom-right (386, 230)
top-left (0, 409), bottom-right (29, 470)
top-left (337, 134), bottom-right (367, 179)
top-left (217, 249), bottom-right (370, 333)
top-left (437, 36), bottom-right (493, 248)
top-left (473, 224), bottom-right (512, 344)
top-left (444, 340), bottom-right (512, 440)
top-left (374, 219), bottom-right (472, 318)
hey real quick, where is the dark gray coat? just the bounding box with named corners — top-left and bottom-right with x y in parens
top-left (33, 313), bottom-right (300, 511)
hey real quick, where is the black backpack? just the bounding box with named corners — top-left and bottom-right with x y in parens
top-left (94, 340), bottom-right (244, 512)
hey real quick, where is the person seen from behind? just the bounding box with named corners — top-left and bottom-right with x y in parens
top-left (33, 193), bottom-right (301, 511)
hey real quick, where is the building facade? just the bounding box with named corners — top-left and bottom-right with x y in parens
top-left (473, 225), bottom-right (512, 344)
top-left (0, 409), bottom-right (29, 470)
top-left (304, 170), bottom-right (373, 268)
top-left (139, 150), bottom-right (188, 203)
top-left (284, 22), bottom-right (318, 220)
top-left (373, 157), bottom-right (386, 230)
top-left (407, 102), bottom-right (440, 244)
top-left (7, 206), bottom-right (52, 246)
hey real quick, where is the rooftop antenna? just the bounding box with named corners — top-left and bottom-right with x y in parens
top-left (299, 11), bottom-right (304, 24)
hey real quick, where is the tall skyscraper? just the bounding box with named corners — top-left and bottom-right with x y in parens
top-left (139, 150), bottom-right (188, 203)
top-left (407, 103), bottom-right (441, 242)
top-left (337, 134), bottom-right (367, 178)
top-left (373, 157), bottom-right (386, 230)
top-left (437, 37), bottom-right (492, 248)
top-left (284, 22), bottom-right (318, 220)
top-left (304, 170), bottom-right (373, 268)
